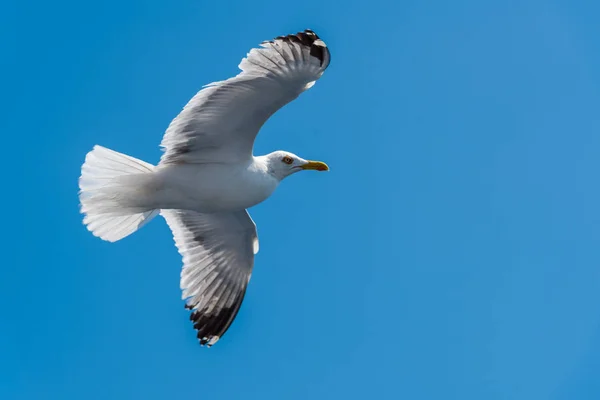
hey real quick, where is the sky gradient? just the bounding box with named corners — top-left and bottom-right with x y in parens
top-left (3, 0), bottom-right (600, 399)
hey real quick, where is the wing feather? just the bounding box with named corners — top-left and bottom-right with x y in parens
top-left (159, 29), bottom-right (331, 165)
top-left (162, 209), bottom-right (258, 347)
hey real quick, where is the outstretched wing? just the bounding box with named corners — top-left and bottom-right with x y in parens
top-left (159, 29), bottom-right (331, 165)
top-left (162, 209), bottom-right (259, 347)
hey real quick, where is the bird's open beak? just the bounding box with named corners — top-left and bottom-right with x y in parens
top-left (301, 160), bottom-right (329, 171)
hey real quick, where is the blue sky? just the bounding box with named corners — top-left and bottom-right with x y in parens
top-left (3, 0), bottom-right (600, 399)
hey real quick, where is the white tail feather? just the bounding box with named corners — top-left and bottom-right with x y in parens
top-left (79, 145), bottom-right (159, 242)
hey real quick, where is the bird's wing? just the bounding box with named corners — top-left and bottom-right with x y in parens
top-left (159, 29), bottom-right (331, 165)
top-left (162, 209), bottom-right (259, 347)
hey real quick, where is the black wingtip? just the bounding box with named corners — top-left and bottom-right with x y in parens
top-left (188, 291), bottom-right (247, 348)
top-left (270, 29), bottom-right (330, 67)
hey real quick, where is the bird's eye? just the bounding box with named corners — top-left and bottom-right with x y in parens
top-left (282, 156), bottom-right (293, 165)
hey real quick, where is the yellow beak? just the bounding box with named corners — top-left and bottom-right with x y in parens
top-left (301, 160), bottom-right (329, 171)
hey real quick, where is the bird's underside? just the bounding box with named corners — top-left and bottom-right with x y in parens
top-left (78, 28), bottom-right (331, 347)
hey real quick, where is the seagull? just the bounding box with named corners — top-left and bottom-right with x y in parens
top-left (78, 29), bottom-right (331, 347)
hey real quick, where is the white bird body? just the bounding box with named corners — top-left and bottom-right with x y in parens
top-left (78, 29), bottom-right (331, 347)
top-left (139, 159), bottom-right (279, 213)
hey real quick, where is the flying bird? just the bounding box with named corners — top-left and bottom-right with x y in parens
top-left (78, 29), bottom-right (331, 347)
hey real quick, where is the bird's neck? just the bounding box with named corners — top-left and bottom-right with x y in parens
top-left (250, 156), bottom-right (281, 182)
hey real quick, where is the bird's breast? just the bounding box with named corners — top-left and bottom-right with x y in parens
top-left (154, 163), bottom-right (278, 212)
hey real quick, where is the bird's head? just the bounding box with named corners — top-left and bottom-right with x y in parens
top-left (263, 150), bottom-right (329, 180)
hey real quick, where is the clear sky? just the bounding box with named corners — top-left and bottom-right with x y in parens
top-left (3, 0), bottom-right (600, 399)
